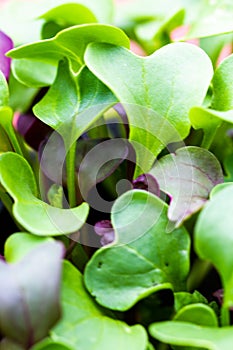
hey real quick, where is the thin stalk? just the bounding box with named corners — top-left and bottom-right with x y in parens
top-left (66, 142), bottom-right (77, 208)
top-left (187, 258), bottom-right (212, 292)
top-left (221, 306), bottom-right (230, 327)
top-left (201, 128), bottom-right (218, 150)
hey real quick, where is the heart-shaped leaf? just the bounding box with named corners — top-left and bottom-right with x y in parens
top-left (34, 59), bottom-right (117, 206)
top-left (51, 261), bottom-right (148, 350)
top-left (85, 42), bottom-right (213, 176)
top-left (0, 152), bottom-right (89, 236)
top-left (0, 241), bottom-right (64, 348)
top-left (84, 190), bottom-right (190, 311)
top-left (149, 321), bottom-right (233, 350)
top-left (4, 232), bottom-right (53, 263)
top-left (195, 184), bottom-right (233, 308)
top-left (150, 146), bottom-right (223, 226)
top-left (7, 24), bottom-right (130, 86)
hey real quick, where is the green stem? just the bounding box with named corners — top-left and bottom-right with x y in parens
top-left (201, 128), bottom-right (218, 150)
top-left (221, 306), bottom-right (230, 327)
top-left (66, 142), bottom-right (77, 208)
top-left (187, 259), bottom-right (212, 292)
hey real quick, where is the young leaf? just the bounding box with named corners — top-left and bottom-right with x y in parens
top-left (0, 106), bottom-right (22, 155)
top-left (7, 24), bottom-right (130, 86)
top-left (39, 3), bottom-right (97, 27)
top-left (85, 42), bottom-right (213, 176)
top-left (150, 146), bottom-right (223, 226)
top-left (0, 241), bottom-right (64, 348)
top-left (0, 152), bottom-right (89, 236)
top-left (4, 232), bottom-right (53, 263)
top-left (195, 184), bottom-right (233, 308)
top-left (173, 303), bottom-right (218, 327)
top-left (84, 190), bottom-right (190, 311)
top-left (149, 321), bottom-right (233, 350)
top-left (51, 261), bottom-right (148, 350)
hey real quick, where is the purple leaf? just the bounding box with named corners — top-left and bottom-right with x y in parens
top-left (150, 146), bottom-right (224, 226)
top-left (0, 241), bottom-right (64, 349)
top-left (133, 173), bottom-right (160, 196)
top-left (13, 113), bottom-right (51, 150)
top-left (94, 220), bottom-right (115, 246)
top-left (0, 31), bottom-right (13, 80)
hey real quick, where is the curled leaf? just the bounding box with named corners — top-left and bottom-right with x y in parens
top-left (150, 146), bottom-right (223, 226)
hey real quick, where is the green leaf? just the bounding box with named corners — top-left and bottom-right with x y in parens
top-left (7, 24), bottom-right (130, 86)
top-left (0, 71), bottom-right (9, 107)
top-left (0, 106), bottom-right (23, 155)
top-left (186, 0), bottom-right (233, 39)
top-left (0, 0), bottom-right (114, 46)
top-left (31, 338), bottom-right (72, 350)
top-left (0, 152), bottom-right (89, 236)
top-left (174, 291), bottom-right (208, 313)
top-left (51, 261), bottom-right (148, 350)
top-left (174, 303), bottom-right (218, 327)
top-left (4, 232), bottom-right (53, 263)
top-left (149, 321), bottom-right (233, 350)
top-left (150, 146), bottom-right (223, 226)
top-left (195, 184), bottom-right (233, 308)
top-left (0, 125), bottom-right (13, 153)
top-left (39, 3), bottom-right (97, 26)
top-left (0, 241), bottom-right (64, 348)
top-left (85, 42), bottom-right (213, 176)
top-left (12, 59), bottom-right (57, 88)
top-left (84, 190), bottom-right (190, 311)
top-left (33, 61), bottom-right (117, 142)
top-left (211, 54), bottom-right (233, 111)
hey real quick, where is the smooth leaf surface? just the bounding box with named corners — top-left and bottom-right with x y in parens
top-left (0, 0), bottom-right (114, 46)
top-left (174, 303), bottom-right (218, 327)
top-left (11, 60), bottom-right (57, 88)
top-left (149, 321), bottom-right (233, 350)
top-left (4, 233), bottom-right (53, 263)
top-left (0, 241), bottom-right (64, 348)
top-left (85, 42), bottom-right (213, 175)
top-left (0, 152), bottom-right (89, 236)
top-left (186, 0), bottom-right (233, 39)
top-left (84, 190), bottom-right (190, 311)
top-left (39, 3), bottom-right (97, 26)
top-left (150, 146), bottom-right (223, 226)
top-left (51, 261), bottom-right (147, 350)
top-left (211, 54), bottom-right (233, 111)
top-left (31, 338), bottom-right (73, 350)
top-left (34, 62), bottom-right (117, 143)
top-left (7, 24), bottom-right (130, 86)
top-left (195, 184), bottom-right (233, 308)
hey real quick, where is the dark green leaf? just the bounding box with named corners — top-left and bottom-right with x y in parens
top-left (84, 190), bottom-right (190, 310)
top-left (51, 261), bottom-right (148, 350)
top-left (0, 152), bottom-right (89, 236)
